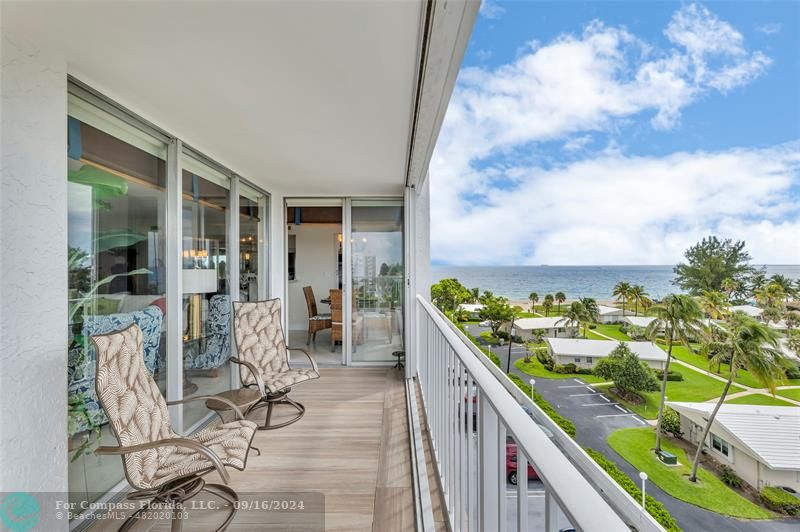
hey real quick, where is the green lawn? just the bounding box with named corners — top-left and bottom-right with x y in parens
top-left (590, 324), bottom-right (632, 341)
top-left (515, 357), bottom-right (607, 384)
top-left (667, 344), bottom-right (792, 389)
top-left (776, 388), bottom-right (800, 402)
top-left (608, 428), bottom-right (774, 519)
top-left (725, 393), bottom-right (797, 407)
top-left (598, 369), bottom-right (744, 419)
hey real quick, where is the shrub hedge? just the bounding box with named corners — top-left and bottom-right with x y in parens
top-left (585, 448), bottom-right (681, 531)
top-left (654, 370), bottom-right (684, 382)
top-left (760, 486), bottom-right (800, 516)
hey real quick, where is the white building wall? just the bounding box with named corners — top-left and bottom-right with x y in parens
top-left (0, 17), bottom-right (70, 513)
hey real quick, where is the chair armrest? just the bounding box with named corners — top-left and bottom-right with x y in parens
top-left (287, 346), bottom-right (319, 374)
top-left (166, 395), bottom-right (246, 421)
top-left (95, 437), bottom-right (230, 484)
top-left (230, 357), bottom-right (268, 396)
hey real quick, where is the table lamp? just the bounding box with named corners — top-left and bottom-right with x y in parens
top-left (183, 268), bottom-right (217, 340)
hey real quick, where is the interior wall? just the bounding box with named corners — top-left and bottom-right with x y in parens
top-left (0, 15), bottom-right (70, 517)
top-left (287, 223), bottom-right (341, 331)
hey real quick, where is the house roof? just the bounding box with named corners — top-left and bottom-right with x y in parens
top-left (514, 317), bottom-right (575, 330)
top-left (458, 304), bottom-right (484, 313)
top-left (667, 402), bottom-right (800, 470)
top-left (545, 338), bottom-right (667, 362)
top-left (729, 305), bottom-right (763, 317)
top-left (624, 316), bottom-right (656, 328)
top-left (597, 305), bottom-right (624, 316)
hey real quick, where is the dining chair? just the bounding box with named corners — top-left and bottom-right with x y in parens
top-left (302, 285), bottom-right (331, 345)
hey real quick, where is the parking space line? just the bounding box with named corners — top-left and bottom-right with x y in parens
top-left (569, 393), bottom-right (599, 397)
top-left (581, 402), bottom-right (619, 407)
top-left (614, 405), bottom-right (628, 413)
top-left (595, 413), bottom-right (639, 418)
top-left (558, 384), bottom-right (590, 388)
top-left (600, 395), bottom-right (610, 402)
top-left (633, 417), bottom-right (647, 425)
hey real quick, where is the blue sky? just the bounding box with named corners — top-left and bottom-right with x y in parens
top-left (430, 1), bottom-right (800, 266)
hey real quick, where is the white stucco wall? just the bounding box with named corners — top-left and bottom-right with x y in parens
top-left (1, 14), bottom-right (69, 511)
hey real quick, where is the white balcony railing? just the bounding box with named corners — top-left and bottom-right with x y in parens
top-left (415, 295), bottom-right (664, 532)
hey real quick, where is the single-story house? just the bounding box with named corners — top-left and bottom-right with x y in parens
top-left (624, 316), bottom-right (656, 328)
top-left (510, 316), bottom-right (578, 340)
top-left (667, 402), bottom-right (800, 492)
top-left (596, 304), bottom-right (626, 324)
top-left (545, 338), bottom-right (667, 370)
top-left (729, 305), bottom-right (764, 319)
top-left (778, 338), bottom-right (800, 365)
top-left (458, 303), bottom-right (484, 320)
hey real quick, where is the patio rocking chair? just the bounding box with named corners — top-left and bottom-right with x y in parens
top-left (232, 299), bottom-right (320, 430)
top-left (91, 324), bottom-right (257, 532)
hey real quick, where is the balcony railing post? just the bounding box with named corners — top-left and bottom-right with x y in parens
top-left (517, 448), bottom-right (529, 532)
top-left (478, 392), bottom-right (500, 530)
top-left (545, 488), bottom-right (561, 532)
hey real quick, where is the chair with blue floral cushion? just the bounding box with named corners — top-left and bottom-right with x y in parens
top-left (184, 294), bottom-right (231, 372)
top-left (67, 305), bottom-right (164, 433)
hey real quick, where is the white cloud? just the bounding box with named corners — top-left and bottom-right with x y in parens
top-left (431, 143), bottom-right (800, 265)
top-left (480, 0), bottom-right (505, 20)
top-left (431, 3), bottom-right (786, 265)
top-left (756, 23), bottom-right (781, 35)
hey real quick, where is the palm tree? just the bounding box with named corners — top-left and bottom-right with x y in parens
top-left (557, 302), bottom-right (586, 337)
top-left (629, 285), bottom-right (649, 317)
top-left (699, 290), bottom-right (728, 320)
top-left (785, 311), bottom-right (800, 330)
top-left (645, 294), bottom-right (704, 452)
top-left (689, 313), bottom-right (785, 482)
top-left (612, 281), bottom-right (632, 316)
top-left (579, 297), bottom-right (600, 336)
top-left (525, 329), bottom-right (546, 362)
top-left (755, 282), bottom-right (786, 309)
top-left (470, 287), bottom-right (480, 303)
top-left (770, 274), bottom-right (796, 301)
top-left (528, 292), bottom-right (539, 314)
top-left (555, 291), bottom-right (566, 313)
top-left (542, 294), bottom-right (554, 317)
top-left (749, 272), bottom-right (767, 295)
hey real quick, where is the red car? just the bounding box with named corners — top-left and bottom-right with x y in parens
top-left (506, 441), bottom-right (538, 485)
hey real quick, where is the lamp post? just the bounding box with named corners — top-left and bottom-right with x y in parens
top-left (529, 378), bottom-right (536, 400)
top-left (639, 471), bottom-right (648, 509)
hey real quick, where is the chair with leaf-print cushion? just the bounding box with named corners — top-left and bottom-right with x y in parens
top-left (185, 294), bottom-right (232, 371)
top-left (231, 299), bottom-right (320, 430)
top-left (92, 324), bottom-right (257, 532)
top-left (67, 305), bottom-right (163, 434)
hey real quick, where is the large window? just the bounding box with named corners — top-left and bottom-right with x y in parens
top-left (181, 154), bottom-right (231, 428)
top-left (239, 184), bottom-right (266, 301)
top-left (66, 83), bottom-right (270, 514)
top-left (67, 94), bottom-right (167, 506)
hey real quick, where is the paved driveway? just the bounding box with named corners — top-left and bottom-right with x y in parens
top-left (482, 339), bottom-right (800, 532)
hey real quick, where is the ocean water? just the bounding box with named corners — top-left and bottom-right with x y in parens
top-left (432, 265), bottom-right (800, 301)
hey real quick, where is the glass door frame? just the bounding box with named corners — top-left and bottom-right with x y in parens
top-left (344, 197), bottom-right (405, 367)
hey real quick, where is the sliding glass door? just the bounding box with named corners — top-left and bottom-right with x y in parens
top-left (349, 200), bottom-right (404, 364)
top-left (66, 83), bottom-right (271, 514)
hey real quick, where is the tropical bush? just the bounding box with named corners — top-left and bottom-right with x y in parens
top-left (785, 365), bottom-right (800, 380)
top-left (585, 448), bottom-right (681, 531)
top-left (719, 466), bottom-right (743, 489)
top-left (588, 324), bottom-right (597, 329)
top-left (760, 486), bottom-right (800, 516)
top-left (594, 343), bottom-right (659, 397)
top-left (536, 349), bottom-right (555, 371)
top-left (660, 407), bottom-right (682, 437)
top-left (653, 369), bottom-right (684, 382)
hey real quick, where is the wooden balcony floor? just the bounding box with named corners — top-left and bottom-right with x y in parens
top-left (95, 368), bottom-right (414, 531)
